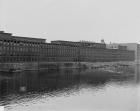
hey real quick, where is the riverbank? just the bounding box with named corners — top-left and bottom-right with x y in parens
top-left (0, 61), bottom-right (136, 73)
top-left (80, 61), bottom-right (135, 74)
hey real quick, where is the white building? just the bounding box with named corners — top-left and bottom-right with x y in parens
top-left (106, 43), bottom-right (120, 49)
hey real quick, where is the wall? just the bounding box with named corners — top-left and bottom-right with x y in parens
top-left (120, 43), bottom-right (140, 63)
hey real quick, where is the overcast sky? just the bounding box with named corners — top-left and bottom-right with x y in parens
top-left (0, 0), bottom-right (140, 43)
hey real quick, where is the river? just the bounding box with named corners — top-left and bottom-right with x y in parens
top-left (0, 65), bottom-right (140, 111)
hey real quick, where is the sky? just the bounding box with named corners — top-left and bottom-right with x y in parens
top-left (0, 0), bottom-right (140, 43)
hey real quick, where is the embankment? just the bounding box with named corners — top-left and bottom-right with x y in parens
top-left (0, 61), bottom-right (136, 73)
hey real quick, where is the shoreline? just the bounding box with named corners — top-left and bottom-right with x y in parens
top-left (0, 61), bottom-right (136, 73)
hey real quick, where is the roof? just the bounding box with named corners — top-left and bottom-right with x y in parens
top-left (0, 31), bottom-right (46, 43)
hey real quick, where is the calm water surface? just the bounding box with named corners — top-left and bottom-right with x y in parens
top-left (0, 65), bottom-right (140, 111)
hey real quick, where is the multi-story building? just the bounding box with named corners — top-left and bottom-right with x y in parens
top-left (106, 43), bottom-right (127, 50)
top-left (0, 31), bottom-right (136, 71)
top-left (119, 43), bottom-right (140, 63)
top-left (0, 31), bottom-right (45, 63)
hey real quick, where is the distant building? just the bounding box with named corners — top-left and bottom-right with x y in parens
top-left (51, 40), bottom-right (106, 49)
top-left (119, 43), bottom-right (140, 63)
top-left (0, 31), bottom-right (46, 62)
top-left (106, 43), bottom-right (127, 50)
top-left (0, 31), bottom-right (135, 64)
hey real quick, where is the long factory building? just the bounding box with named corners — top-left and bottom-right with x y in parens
top-left (0, 31), bottom-right (136, 64)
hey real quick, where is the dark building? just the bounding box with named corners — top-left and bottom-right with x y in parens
top-left (51, 40), bottom-right (134, 62)
top-left (0, 31), bottom-right (135, 64)
top-left (0, 31), bottom-right (45, 63)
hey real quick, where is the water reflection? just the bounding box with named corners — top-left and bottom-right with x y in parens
top-left (0, 65), bottom-right (138, 107)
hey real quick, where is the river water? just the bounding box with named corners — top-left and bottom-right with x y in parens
top-left (0, 65), bottom-right (140, 111)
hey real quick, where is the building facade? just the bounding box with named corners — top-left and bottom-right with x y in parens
top-left (0, 31), bottom-right (45, 63)
top-left (0, 31), bottom-right (135, 64)
top-left (106, 43), bottom-right (127, 50)
top-left (119, 43), bottom-right (140, 63)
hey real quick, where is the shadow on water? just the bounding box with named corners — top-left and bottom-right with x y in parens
top-left (0, 65), bottom-right (138, 106)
